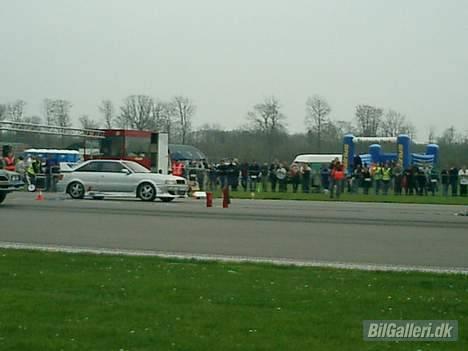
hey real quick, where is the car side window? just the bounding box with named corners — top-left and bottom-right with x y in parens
top-left (99, 162), bottom-right (125, 173)
top-left (75, 162), bottom-right (99, 172)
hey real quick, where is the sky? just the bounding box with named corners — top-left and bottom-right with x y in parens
top-left (1, 0), bottom-right (467, 139)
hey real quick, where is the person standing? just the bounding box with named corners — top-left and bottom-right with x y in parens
top-left (289, 163), bottom-right (300, 193)
top-left (260, 162), bottom-right (269, 192)
top-left (381, 163), bottom-right (392, 195)
top-left (408, 166), bottom-right (418, 195)
top-left (269, 160), bottom-right (279, 192)
top-left (4, 152), bottom-right (16, 171)
top-left (228, 159), bottom-right (240, 191)
top-left (459, 166), bottom-right (468, 197)
top-left (372, 163), bottom-right (383, 195)
top-left (361, 166), bottom-right (372, 195)
top-left (428, 167), bottom-right (439, 196)
top-left (248, 161), bottom-right (261, 192)
top-left (301, 163), bottom-right (311, 193)
top-left (240, 161), bottom-right (249, 191)
top-left (196, 161), bottom-right (206, 191)
top-left (276, 163), bottom-right (288, 192)
top-left (392, 163), bottom-right (403, 195)
top-left (449, 166), bottom-right (459, 196)
top-left (207, 164), bottom-right (218, 191)
top-left (320, 164), bottom-right (330, 192)
top-left (351, 164), bottom-right (362, 194)
top-left (216, 160), bottom-right (229, 189)
top-left (416, 167), bottom-right (427, 196)
top-left (15, 156), bottom-right (26, 184)
top-left (440, 168), bottom-right (449, 196)
top-left (330, 163), bottom-right (345, 199)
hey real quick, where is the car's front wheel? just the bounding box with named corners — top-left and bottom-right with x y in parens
top-left (67, 182), bottom-right (85, 199)
top-left (0, 192), bottom-right (6, 204)
top-left (137, 183), bottom-right (156, 201)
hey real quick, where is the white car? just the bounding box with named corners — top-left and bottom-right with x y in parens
top-left (58, 160), bottom-right (188, 202)
top-left (0, 169), bottom-right (24, 204)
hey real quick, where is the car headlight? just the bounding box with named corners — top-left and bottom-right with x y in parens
top-left (10, 175), bottom-right (20, 182)
top-left (165, 179), bottom-right (177, 185)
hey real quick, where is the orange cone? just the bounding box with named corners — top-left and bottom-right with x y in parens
top-left (35, 191), bottom-right (44, 201)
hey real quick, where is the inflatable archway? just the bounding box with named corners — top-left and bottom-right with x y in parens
top-left (343, 134), bottom-right (439, 172)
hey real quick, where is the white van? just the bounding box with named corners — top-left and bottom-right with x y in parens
top-left (293, 154), bottom-right (342, 167)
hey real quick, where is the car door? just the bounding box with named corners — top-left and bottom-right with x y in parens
top-left (72, 161), bottom-right (101, 191)
top-left (98, 161), bottom-right (133, 193)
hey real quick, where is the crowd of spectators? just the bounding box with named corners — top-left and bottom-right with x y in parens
top-left (179, 158), bottom-right (468, 198)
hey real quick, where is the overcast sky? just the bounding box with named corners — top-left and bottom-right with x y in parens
top-left (1, 0), bottom-right (467, 138)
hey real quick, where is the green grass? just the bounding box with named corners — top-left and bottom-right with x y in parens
top-left (0, 249), bottom-right (467, 350)
top-left (211, 188), bottom-right (468, 205)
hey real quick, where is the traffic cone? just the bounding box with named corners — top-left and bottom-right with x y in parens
top-left (35, 190), bottom-right (44, 201)
top-left (222, 187), bottom-right (229, 208)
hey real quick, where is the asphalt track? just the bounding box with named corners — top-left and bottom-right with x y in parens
top-left (0, 192), bottom-right (467, 273)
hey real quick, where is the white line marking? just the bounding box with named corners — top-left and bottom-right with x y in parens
top-left (0, 241), bottom-right (466, 275)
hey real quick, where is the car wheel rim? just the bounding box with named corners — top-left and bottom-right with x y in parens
top-left (70, 184), bottom-right (83, 197)
top-left (140, 185), bottom-right (154, 200)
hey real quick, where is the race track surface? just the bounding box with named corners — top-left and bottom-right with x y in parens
top-left (1, 192), bottom-right (467, 272)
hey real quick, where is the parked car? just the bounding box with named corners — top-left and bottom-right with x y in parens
top-left (58, 160), bottom-right (188, 202)
top-left (0, 169), bottom-right (24, 204)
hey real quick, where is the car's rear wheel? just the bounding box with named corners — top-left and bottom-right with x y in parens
top-left (160, 197), bottom-right (174, 202)
top-left (67, 182), bottom-right (85, 199)
top-left (0, 192), bottom-right (6, 204)
top-left (137, 183), bottom-right (156, 201)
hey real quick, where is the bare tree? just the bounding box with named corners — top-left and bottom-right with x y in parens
top-left (438, 126), bottom-right (458, 145)
top-left (246, 96), bottom-right (287, 159)
top-left (79, 115), bottom-right (100, 129)
top-left (169, 96), bottom-right (195, 144)
top-left (428, 126), bottom-right (436, 143)
top-left (43, 99), bottom-right (56, 125)
top-left (0, 104), bottom-right (6, 120)
top-left (152, 101), bottom-right (175, 137)
top-left (247, 96), bottom-right (286, 134)
top-left (54, 100), bottom-right (73, 127)
top-left (305, 95), bottom-right (331, 152)
top-left (118, 95), bottom-right (154, 130)
top-left (43, 99), bottom-right (72, 127)
top-left (355, 105), bottom-right (383, 136)
top-left (5, 100), bottom-right (27, 122)
top-left (23, 115), bottom-right (42, 124)
top-left (335, 120), bottom-right (356, 135)
top-left (380, 109), bottom-right (416, 137)
top-left (99, 100), bottom-right (115, 129)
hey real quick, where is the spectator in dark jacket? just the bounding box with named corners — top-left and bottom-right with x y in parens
top-left (449, 167), bottom-right (459, 196)
top-left (260, 162), bottom-right (269, 192)
top-left (269, 161), bottom-right (279, 192)
top-left (240, 162), bottom-right (249, 191)
top-left (416, 168), bottom-right (427, 196)
top-left (301, 163), bottom-right (311, 193)
top-left (440, 169), bottom-right (449, 196)
top-left (248, 161), bottom-right (261, 192)
top-left (320, 164), bottom-right (330, 190)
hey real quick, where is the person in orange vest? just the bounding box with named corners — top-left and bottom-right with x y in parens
top-left (4, 152), bottom-right (16, 172)
top-left (172, 160), bottom-right (185, 177)
top-left (330, 162), bottom-right (346, 199)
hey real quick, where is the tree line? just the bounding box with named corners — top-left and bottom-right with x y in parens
top-left (0, 96), bottom-right (195, 144)
top-left (0, 95), bottom-right (466, 166)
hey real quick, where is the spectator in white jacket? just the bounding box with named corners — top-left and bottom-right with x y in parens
top-left (459, 166), bottom-right (468, 197)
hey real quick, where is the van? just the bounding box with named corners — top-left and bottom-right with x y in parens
top-left (292, 154), bottom-right (342, 190)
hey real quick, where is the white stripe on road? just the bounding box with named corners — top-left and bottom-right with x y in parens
top-left (0, 241), bottom-right (466, 275)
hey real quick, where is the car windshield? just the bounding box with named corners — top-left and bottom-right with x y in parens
top-left (122, 161), bottom-right (151, 173)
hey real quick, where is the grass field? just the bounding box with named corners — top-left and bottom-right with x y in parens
top-left (0, 249), bottom-right (466, 350)
top-left (212, 188), bottom-right (468, 206)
